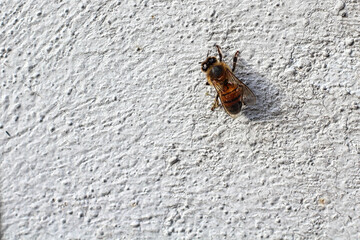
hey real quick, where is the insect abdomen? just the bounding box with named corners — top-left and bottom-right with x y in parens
top-left (221, 86), bottom-right (242, 114)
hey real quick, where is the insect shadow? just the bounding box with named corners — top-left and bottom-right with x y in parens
top-left (234, 58), bottom-right (283, 121)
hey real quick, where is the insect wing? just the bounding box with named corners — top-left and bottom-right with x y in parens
top-left (209, 75), bottom-right (241, 119)
top-left (226, 69), bottom-right (256, 106)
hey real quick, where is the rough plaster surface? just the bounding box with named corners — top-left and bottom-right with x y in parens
top-left (1, 0), bottom-right (360, 239)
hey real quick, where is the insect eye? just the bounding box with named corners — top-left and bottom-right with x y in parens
top-left (209, 58), bottom-right (216, 64)
top-left (202, 64), bottom-right (208, 71)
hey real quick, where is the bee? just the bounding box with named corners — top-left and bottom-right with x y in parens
top-left (201, 45), bottom-right (256, 118)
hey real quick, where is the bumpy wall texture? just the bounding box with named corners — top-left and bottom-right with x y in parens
top-left (1, 0), bottom-right (359, 239)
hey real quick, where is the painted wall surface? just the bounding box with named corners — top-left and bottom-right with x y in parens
top-left (1, 0), bottom-right (359, 239)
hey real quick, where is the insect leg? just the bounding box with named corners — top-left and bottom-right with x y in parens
top-left (211, 94), bottom-right (220, 111)
top-left (232, 51), bottom-right (240, 72)
top-left (215, 45), bottom-right (223, 62)
top-left (206, 49), bottom-right (210, 57)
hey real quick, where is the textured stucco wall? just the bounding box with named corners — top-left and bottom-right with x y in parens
top-left (1, 0), bottom-right (359, 239)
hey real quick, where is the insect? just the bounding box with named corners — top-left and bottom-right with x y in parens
top-left (201, 45), bottom-right (256, 118)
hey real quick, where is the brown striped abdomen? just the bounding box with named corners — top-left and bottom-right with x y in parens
top-left (220, 83), bottom-right (243, 114)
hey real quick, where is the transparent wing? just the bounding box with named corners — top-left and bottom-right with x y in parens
top-left (209, 74), bottom-right (242, 118)
top-left (226, 69), bottom-right (256, 106)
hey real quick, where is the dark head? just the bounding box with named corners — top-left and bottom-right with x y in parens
top-left (201, 57), bottom-right (217, 72)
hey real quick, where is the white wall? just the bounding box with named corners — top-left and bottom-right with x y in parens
top-left (1, 0), bottom-right (359, 239)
